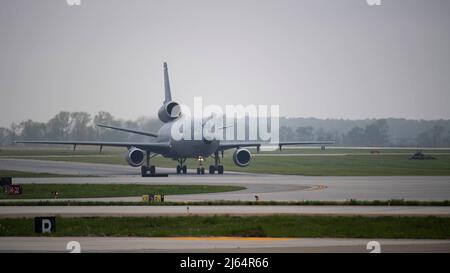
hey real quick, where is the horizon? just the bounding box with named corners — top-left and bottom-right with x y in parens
top-left (2, 109), bottom-right (450, 129)
top-left (1, 0), bottom-right (450, 127)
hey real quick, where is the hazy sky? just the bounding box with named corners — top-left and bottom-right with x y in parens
top-left (1, 0), bottom-right (450, 127)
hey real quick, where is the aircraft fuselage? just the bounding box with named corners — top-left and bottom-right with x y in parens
top-left (155, 118), bottom-right (220, 158)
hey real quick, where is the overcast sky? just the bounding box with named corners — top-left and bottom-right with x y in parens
top-left (1, 0), bottom-right (449, 127)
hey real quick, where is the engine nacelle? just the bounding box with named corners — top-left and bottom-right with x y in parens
top-left (233, 148), bottom-right (252, 167)
top-left (125, 147), bottom-right (145, 167)
top-left (158, 101), bottom-right (181, 123)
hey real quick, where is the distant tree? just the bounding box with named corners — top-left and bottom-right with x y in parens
top-left (417, 125), bottom-right (446, 147)
top-left (364, 119), bottom-right (389, 146)
top-left (138, 116), bottom-right (163, 133)
top-left (18, 120), bottom-right (47, 141)
top-left (122, 120), bottom-right (143, 141)
top-left (444, 130), bottom-right (450, 147)
top-left (46, 111), bottom-right (71, 140)
top-left (295, 126), bottom-right (314, 141)
top-left (315, 128), bottom-right (334, 141)
top-left (417, 130), bottom-right (431, 147)
top-left (279, 126), bottom-right (295, 141)
top-left (93, 111), bottom-right (116, 126)
top-left (69, 112), bottom-right (93, 140)
top-left (343, 126), bottom-right (365, 146)
top-left (431, 125), bottom-right (445, 146)
top-left (0, 127), bottom-right (14, 145)
top-left (93, 111), bottom-right (124, 141)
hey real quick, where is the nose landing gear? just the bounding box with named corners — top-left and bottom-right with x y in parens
top-left (196, 156), bottom-right (205, 175)
top-left (174, 152), bottom-right (224, 175)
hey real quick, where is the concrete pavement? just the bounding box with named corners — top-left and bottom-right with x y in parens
top-left (1, 237), bottom-right (449, 253)
top-left (1, 205), bottom-right (450, 218)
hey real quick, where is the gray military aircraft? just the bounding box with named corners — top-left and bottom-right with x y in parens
top-left (16, 63), bottom-right (333, 176)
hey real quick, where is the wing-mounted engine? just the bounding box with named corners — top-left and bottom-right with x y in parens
top-left (125, 147), bottom-right (145, 167)
top-left (158, 101), bottom-right (181, 122)
top-left (233, 148), bottom-right (252, 167)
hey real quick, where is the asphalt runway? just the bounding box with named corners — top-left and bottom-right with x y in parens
top-left (1, 237), bottom-right (449, 253)
top-left (2, 158), bottom-right (450, 253)
top-left (0, 158), bottom-right (144, 176)
top-left (1, 205), bottom-right (450, 218)
top-left (2, 158), bottom-right (450, 201)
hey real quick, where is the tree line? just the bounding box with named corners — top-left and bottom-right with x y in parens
top-left (0, 111), bottom-right (163, 145)
top-left (1, 111), bottom-right (450, 147)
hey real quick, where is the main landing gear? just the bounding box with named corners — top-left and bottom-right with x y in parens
top-left (208, 151), bottom-right (224, 174)
top-left (176, 157), bottom-right (187, 174)
top-left (141, 151), bottom-right (156, 177)
top-left (174, 153), bottom-right (225, 175)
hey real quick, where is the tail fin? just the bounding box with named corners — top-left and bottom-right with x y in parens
top-left (163, 62), bottom-right (172, 103)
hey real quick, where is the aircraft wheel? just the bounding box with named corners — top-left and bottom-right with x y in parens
top-left (176, 165), bottom-right (181, 174)
top-left (197, 168), bottom-right (200, 174)
top-left (182, 165), bottom-right (187, 174)
top-left (209, 165), bottom-right (215, 174)
top-left (141, 166), bottom-right (148, 177)
top-left (201, 167), bottom-right (205, 175)
top-left (217, 165), bottom-right (224, 174)
top-left (150, 165), bottom-right (156, 175)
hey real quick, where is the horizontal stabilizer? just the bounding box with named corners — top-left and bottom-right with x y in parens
top-left (96, 124), bottom-right (158, 138)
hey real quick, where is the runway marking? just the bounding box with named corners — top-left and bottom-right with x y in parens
top-left (170, 237), bottom-right (289, 241)
top-left (303, 185), bottom-right (328, 191)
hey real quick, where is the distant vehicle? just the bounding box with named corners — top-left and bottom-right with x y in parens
top-left (16, 63), bottom-right (333, 176)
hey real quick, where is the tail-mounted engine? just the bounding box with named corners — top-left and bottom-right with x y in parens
top-left (158, 101), bottom-right (181, 123)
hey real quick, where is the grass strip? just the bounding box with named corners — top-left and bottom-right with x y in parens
top-left (1, 215), bottom-right (449, 239)
top-left (0, 184), bottom-right (245, 199)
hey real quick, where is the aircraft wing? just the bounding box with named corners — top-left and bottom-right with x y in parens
top-left (218, 141), bottom-right (335, 151)
top-left (15, 141), bottom-right (171, 153)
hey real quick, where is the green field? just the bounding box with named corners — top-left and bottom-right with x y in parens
top-left (2, 147), bottom-right (450, 176)
top-left (1, 215), bottom-right (449, 239)
top-left (0, 184), bottom-right (244, 199)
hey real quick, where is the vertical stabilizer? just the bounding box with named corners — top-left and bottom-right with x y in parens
top-left (163, 62), bottom-right (172, 103)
